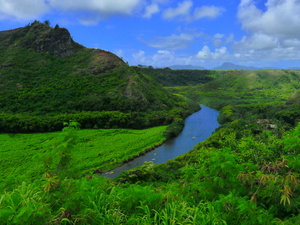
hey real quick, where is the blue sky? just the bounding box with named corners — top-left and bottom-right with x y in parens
top-left (1, 0), bottom-right (300, 69)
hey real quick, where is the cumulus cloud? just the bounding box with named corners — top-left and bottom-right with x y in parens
top-left (196, 46), bottom-right (228, 60)
top-left (143, 3), bottom-right (160, 18)
top-left (232, 0), bottom-right (300, 63)
top-left (141, 32), bottom-right (201, 50)
top-left (49, 0), bottom-right (140, 15)
top-left (0, 0), bottom-right (142, 23)
top-left (232, 33), bottom-right (279, 50)
top-left (48, 0), bottom-right (141, 24)
top-left (238, 0), bottom-right (300, 38)
top-left (0, 0), bottom-right (49, 20)
top-left (162, 0), bottom-right (224, 22)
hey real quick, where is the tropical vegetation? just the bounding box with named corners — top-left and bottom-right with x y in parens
top-left (2, 22), bottom-right (300, 224)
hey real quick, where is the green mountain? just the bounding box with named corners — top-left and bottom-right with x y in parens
top-left (173, 69), bottom-right (300, 109)
top-left (0, 21), bottom-right (198, 132)
top-left (139, 67), bottom-right (216, 87)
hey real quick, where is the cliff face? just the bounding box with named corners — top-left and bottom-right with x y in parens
top-left (29, 25), bottom-right (74, 57)
top-left (0, 22), bottom-right (74, 57)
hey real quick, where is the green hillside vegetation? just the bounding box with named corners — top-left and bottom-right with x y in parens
top-left (0, 21), bottom-right (199, 133)
top-left (2, 98), bottom-right (300, 224)
top-left (168, 69), bottom-right (300, 109)
top-left (0, 125), bottom-right (167, 189)
top-left (139, 67), bottom-right (219, 86)
top-left (3, 22), bottom-right (300, 224)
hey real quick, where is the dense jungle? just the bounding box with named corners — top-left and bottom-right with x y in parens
top-left (1, 21), bottom-right (300, 224)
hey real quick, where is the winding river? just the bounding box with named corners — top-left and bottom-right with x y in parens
top-left (101, 105), bottom-right (219, 179)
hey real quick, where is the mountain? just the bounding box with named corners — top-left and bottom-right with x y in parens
top-left (0, 21), bottom-right (198, 132)
top-left (212, 62), bottom-right (260, 70)
top-left (169, 65), bottom-right (206, 70)
top-left (288, 67), bottom-right (300, 70)
top-left (212, 62), bottom-right (281, 70)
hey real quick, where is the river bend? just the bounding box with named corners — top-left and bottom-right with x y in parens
top-left (101, 105), bottom-right (219, 179)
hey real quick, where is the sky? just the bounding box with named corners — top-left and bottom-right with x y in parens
top-left (0, 0), bottom-right (300, 69)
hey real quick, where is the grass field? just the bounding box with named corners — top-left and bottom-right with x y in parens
top-left (0, 126), bottom-right (167, 188)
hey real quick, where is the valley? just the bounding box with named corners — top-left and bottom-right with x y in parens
top-left (1, 22), bottom-right (300, 224)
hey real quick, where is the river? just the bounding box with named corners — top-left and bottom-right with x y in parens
top-left (101, 105), bottom-right (219, 179)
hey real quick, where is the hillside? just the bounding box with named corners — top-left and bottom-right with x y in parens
top-left (0, 21), bottom-right (199, 132)
top-left (172, 69), bottom-right (300, 109)
top-left (139, 67), bottom-right (217, 87)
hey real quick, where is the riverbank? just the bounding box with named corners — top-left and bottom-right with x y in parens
top-left (101, 105), bottom-right (220, 179)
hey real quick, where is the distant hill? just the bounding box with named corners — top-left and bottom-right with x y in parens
top-left (193, 69), bottom-right (300, 109)
top-left (140, 67), bottom-right (216, 87)
top-left (212, 62), bottom-right (259, 70)
top-left (212, 62), bottom-right (279, 70)
top-left (169, 65), bottom-right (206, 70)
top-left (0, 21), bottom-right (199, 132)
top-left (288, 67), bottom-right (300, 70)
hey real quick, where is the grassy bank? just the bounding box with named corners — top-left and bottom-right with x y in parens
top-left (0, 126), bottom-right (167, 189)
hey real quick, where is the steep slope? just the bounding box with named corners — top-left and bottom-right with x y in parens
top-left (0, 22), bottom-right (198, 132)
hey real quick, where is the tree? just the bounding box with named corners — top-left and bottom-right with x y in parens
top-left (44, 20), bottom-right (50, 26)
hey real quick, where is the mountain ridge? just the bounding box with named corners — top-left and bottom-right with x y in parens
top-left (0, 21), bottom-right (199, 132)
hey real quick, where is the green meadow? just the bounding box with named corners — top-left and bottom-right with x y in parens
top-left (0, 126), bottom-right (167, 188)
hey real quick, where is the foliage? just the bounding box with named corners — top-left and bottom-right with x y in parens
top-left (0, 22), bottom-right (199, 133)
top-left (139, 67), bottom-right (219, 86)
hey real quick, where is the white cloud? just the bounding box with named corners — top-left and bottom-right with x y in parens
top-left (141, 32), bottom-right (201, 50)
top-left (0, 0), bottom-right (142, 23)
top-left (132, 50), bottom-right (146, 63)
top-left (162, 0), bottom-right (224, 22)
top-left (49, 0), bottom-right (140, 15)
top-left (196, 46), bottom-right (228, 60)
top-left (143, 3), bottom-right (160, 18)
top-left (48, 0), bottom-right (141, 25)
top-left (238, 0), bottom-right (300, 38)
top-left (233, 0), bottom-right (300, 63)
top-left (232, 33), bottom-right (279, 50)
top-left (196, 46), bottom-right (211, 59)
top-left (194, 6), bottom-right (225, 20)
top-left (214, 33), bottom-right (224, 39)
top-left (0, 0), bottom-right (49, 20)
top-left (162, 0), bottom-right (192, 20)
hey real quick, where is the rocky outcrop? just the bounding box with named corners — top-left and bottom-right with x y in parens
top-left (22, 23), bottom-right (75, 57)
top-left (32, 27), bottom-right (74, 57)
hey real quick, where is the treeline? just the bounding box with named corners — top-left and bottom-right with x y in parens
top-left (0, 101), bottom-right (200, 133)
top-left (114, 101), bottom-right (300, 224)
top-left (138, 67), bottom-right (218, 87)
top-left (219, 102), bottom-right (300, 128)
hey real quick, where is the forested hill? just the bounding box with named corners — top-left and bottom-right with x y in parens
top-left (0, 21), bottom-right (199, 132)
top-left (139, 67), bottom-right (217, 86)
top-left (174, 69), bottom-right (300, 110)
